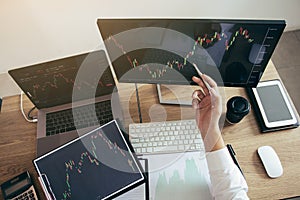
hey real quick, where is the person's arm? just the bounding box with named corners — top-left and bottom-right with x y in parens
top-left (192, 75), bottom-right (249, 200)
top-left (192, 75), bottom-right (224, 151)
top-left (206, 148), bottom-right (249, 200)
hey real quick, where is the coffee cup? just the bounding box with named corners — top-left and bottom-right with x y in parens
top-left (226, 96), bottom-right (251, 124)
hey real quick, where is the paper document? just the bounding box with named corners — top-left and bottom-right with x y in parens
top-left (142, 152), bottom-right (212, 200)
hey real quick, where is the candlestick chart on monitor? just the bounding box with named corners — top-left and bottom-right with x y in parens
top-left (97, 19), bottom-right (285, 87)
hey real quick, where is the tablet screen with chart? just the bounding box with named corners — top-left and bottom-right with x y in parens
top-left (97, 19), bottom-right (285, 87)
top-left (33, 120), bottom-right (145, 200)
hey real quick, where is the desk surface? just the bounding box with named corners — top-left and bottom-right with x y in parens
top-left (0, 61), bottom-right (299, 200)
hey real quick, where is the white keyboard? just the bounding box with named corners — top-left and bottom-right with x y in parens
top-left (129, 119), bottom-right (205, 154)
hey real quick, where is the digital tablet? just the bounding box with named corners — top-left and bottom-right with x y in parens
top-left (252, 79), bottom-right (298, 128)
top-left (33, 120), bottom-right (145, 200)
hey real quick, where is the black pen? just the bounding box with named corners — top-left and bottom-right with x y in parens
top-left (226, 144), bottom-right (244, 177)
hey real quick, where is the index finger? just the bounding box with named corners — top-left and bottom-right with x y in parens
top-left (192, 75), bottom-right (210, 95)
top-left (192, 76), bottom-right (209, 95)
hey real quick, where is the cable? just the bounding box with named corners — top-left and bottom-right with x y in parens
top-left (20, 91), bottom-right (38, 123)
top-left (0, 97), bottom-right (2, 113)
top-left (135, 83), bottom-right (143, 123)
top-left (27, 106), bottom-right (37, 120)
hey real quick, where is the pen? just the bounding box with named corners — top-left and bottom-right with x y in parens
top-left (226, 144), bottom-right (244, 177)
top-left (192, 64), bottom-right (212, 91)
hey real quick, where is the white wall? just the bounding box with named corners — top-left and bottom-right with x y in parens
top-left (0, 0), bottom-right (300, 97)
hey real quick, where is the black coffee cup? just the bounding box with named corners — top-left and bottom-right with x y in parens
top-left (226, 96), bottom-right (251, 124)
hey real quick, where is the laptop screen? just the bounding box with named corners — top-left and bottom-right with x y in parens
top-left (9, 50), bottom-right (116, 109)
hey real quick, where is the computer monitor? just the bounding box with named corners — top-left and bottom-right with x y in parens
top-left (97, 18), bottom-right (286, 87)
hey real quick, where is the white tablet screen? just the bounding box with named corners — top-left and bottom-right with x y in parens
top-left (256, 84), bottom-right (293, 122)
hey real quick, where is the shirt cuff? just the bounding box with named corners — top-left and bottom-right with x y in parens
top-left (205, 147), bottom-right (235, 171)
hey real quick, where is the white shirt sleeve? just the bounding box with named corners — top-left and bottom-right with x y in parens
top-left (206, 148), bottom-right (249, 200)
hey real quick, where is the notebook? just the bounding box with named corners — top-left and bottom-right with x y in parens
top-left (33, 120), bottom-right (146, 200)
top-left (8, 50), bottom-right (123, 156)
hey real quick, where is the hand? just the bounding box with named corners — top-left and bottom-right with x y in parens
top-left (192, 75), bottom-right (224, 151)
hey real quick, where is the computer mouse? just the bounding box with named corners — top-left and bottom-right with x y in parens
top-left (257, 146), bottom-right (283, 178)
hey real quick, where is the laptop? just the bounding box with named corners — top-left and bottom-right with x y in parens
top-left (9, 50), bottom-right (123, 156)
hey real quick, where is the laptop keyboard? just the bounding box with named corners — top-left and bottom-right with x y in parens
top-left (46, 100), bottom-right (112, 136)
top-left (129, 119), bottom-right (205, 154)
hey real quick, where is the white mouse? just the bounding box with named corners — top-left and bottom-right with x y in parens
top-left (257, 146), bottom-right (283, 178)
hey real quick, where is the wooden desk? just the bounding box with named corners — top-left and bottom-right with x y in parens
top-left (0, 61), bottom-right (299, 199)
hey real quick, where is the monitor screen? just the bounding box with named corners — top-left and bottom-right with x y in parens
top-left (97, 19), bottom-right (285, 87)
